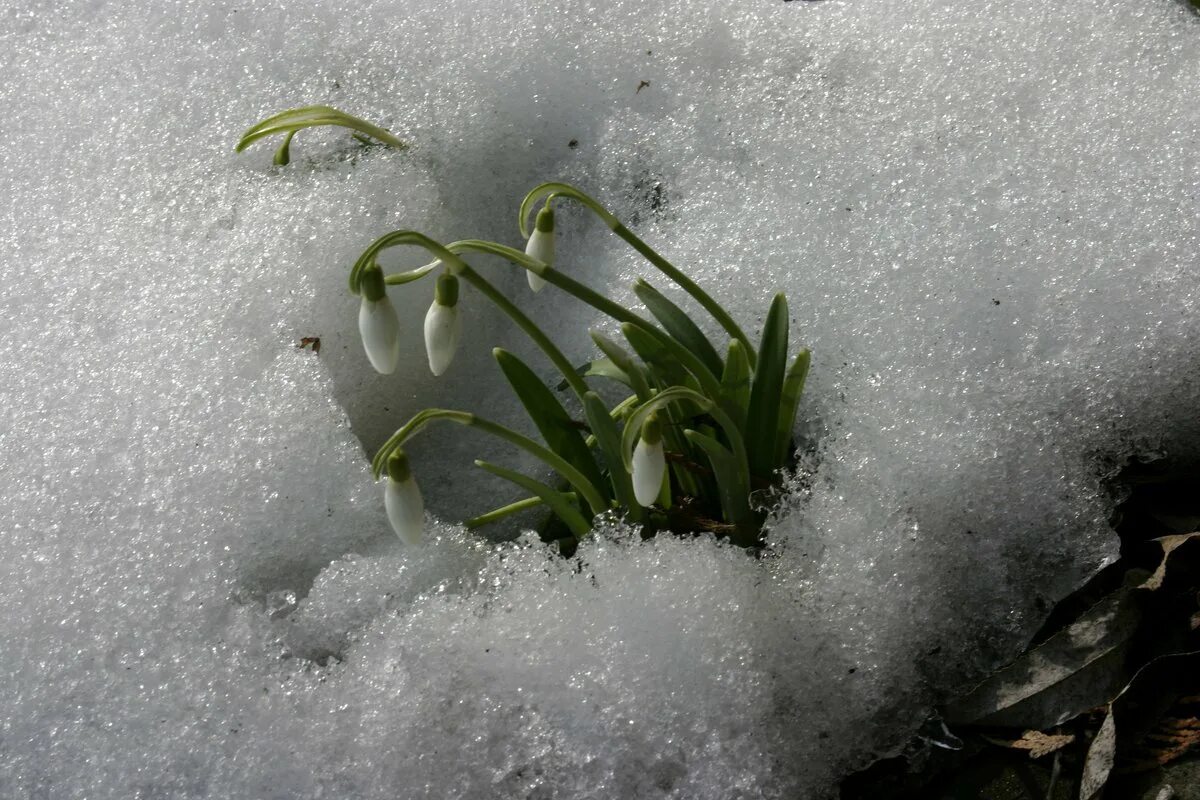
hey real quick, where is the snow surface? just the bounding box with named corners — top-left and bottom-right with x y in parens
top-left (1, 0), bottom-right (1198, 797)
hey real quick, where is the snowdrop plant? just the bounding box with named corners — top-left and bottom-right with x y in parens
top-left (347, 183), bottom-right (810, 551)
top-left (240, 108), bottom-right (809, 551)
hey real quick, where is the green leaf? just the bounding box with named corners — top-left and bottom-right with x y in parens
top-left (745, 293), bottom-right (788, 478)
top-left (554, 357), bottom-right (631, 392)
top-left (465, 495), bottom-right (549, 529)
top-left (620, 323), bottom-right (700, 394)
top-left (684, 429), bottom-right (751, 526)
top-left (582, 392), bottom-right (642, 521)
top-left (494, 349), bottom-right (608, 498)
top-left (236, 105), bottom-right (407, 155)
top-left (774, 348), bottom-right (810, 467)
top-left (473, 460), bottom-right (592, 538)
top-left (633, 279), bottom-right (724, 378)
top-left (590, 331), bottom-right (653, 400)
top-left (720, 339), bottom-right (751, 431)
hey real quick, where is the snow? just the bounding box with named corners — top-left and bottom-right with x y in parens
top-left (1, 0), bottom-right (1198, 797)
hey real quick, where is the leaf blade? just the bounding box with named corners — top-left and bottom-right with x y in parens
top-left (474, 460), bottom-right (591, 538)
top-left (774, 348), bottom-right (810, 466)
top-left (633, 279), bottom-right (724, 378)
top-left (494, 349), bottom-right (608, 499)
top-left (745, 293), bottom-right (788, 478)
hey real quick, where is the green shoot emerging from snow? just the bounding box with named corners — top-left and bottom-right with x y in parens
top-left (239, 111), bottom-right (808, 551)
top-left (351, 184), bottom-right (810, 551)
top-left (237, 105), bottom-right (407, 165)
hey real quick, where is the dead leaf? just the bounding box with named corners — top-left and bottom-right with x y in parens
top-left (1013, 730), bottom-right (1077, 759)
top-left (1140, 532), bottom-right (1200, 591)
top-left (1081, 710), bottom-right (1117, 800)
top-left (984, 729), bottom-right (1077, 759)
top-left (943, 584), bottom-right (1141, 728)
top-left (1079, 651), bottom-right (1200, 798)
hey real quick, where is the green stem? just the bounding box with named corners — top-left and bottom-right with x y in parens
top-left (446, 239), bottom-right (723, 399)
top-left (519, 182), bottom-right (757, 367)
top-left (372, 409), bottom-right (608, 518)
top-left (458, 267), bottom-right (590, 401)
top-left (348, 230), bottom-right (467, 295)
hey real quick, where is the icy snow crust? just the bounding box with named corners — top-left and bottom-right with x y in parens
top-left (2, 0), bottom-right (1198, 796)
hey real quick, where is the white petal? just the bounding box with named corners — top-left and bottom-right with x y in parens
top-left (385, 476), bottom-right (424, 546)
top-left (631, 437), bottom-right (666, 507)
top-left (359, 297), bottom-right (401, 374)
top-left (524, 229), bottom-right (553, 292)
top-left (423, 301), bottom-right (461, 376)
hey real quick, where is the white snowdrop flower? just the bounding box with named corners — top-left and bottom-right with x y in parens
top-left (524, 205), bottom-right (555, 292)
top-left (384, 450), bottom-right (424, 546)
top-left (358, 263), bottom-right (401, 374)
top-left (631, 412), bottom-right (666, 507)
top-left (423, 272), bottom-right (462, 376)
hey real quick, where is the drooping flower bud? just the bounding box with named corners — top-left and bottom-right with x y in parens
top-left (631, 412), bottom-right (666, 507)
top-left (358, 263), bottom-right (401, 374)
top-left (423, 272), bottom-right (462, 376)
top-left (524, 205), bottom-right (555, 292)
top-left (384, 449), bottom-right (424, 546)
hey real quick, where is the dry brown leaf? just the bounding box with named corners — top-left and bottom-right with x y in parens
top-left (1013, 729), bottom-right (1077, 759)
top-left (983, 729), bottom-right (1077, 759)
top-left (1081, 708), bottom-right (1117, 800)
top-left (1140, 532), bottom-right (1200, 591)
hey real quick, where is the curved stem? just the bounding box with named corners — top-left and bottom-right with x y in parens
top-left (372, 409), bottom-right (608, 518)
top-left (457, 266), bottom-right (590, 400)
top-left (519, 182), bottom-right (756, 366)
top-left (349, 230), bottom-right (467, 295)
top-left (446, 239), bottom-right (723, 399)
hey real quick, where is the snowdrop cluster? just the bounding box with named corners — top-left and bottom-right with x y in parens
top-left (242, 109), bottom-right (810, 551)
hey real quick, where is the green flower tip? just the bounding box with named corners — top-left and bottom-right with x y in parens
top-left (387, 449), bottom-right (412, 483)
top-left (535, 206), bottom-right (555, 233)
top-left (360, 263), bottom-right (387, 302)
top-left (434, 272), bottom-right (460, 307)
top-left (640, 412), bottom-right (663, 446)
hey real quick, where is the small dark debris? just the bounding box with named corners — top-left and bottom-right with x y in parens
top-left (991, 299), bottom-right (1001, 306)
top-left (298, 336), bottom-right (321, 354)
top-left (568, 138), bottom-right (579, 149)
top-left (636, 80), bottom-right (651, 94)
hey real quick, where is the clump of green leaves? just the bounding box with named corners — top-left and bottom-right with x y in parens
top-left (242, 107), bottom-right (809, 550)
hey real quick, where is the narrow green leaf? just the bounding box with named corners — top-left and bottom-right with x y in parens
top-left (720, 339), bottom-right (751, 430)
top-left (745, 293), bottom-right (788, 478)
top-left (473, 461), bottom-right (592, 538)
top-left (590, 331), bottom-right (652, 400)
top-left (633, 279), bottom-right (724, 377)
top-left (494, 349), bottom-right (607, 497)
top-left (684, 429), bottom-right (751, 526)
top-left (465, 495), bottom-right (549, 529)
top-left (774, 348), bottom-right (810, 467)
top-left (236, 105), bottom-right (406, 154)
top-left (554, 357), bottom-right (631, 392)
top-left (582, 391), bottom-right (642, 521)
top-left (620, 323), bottom-right (700, 393)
